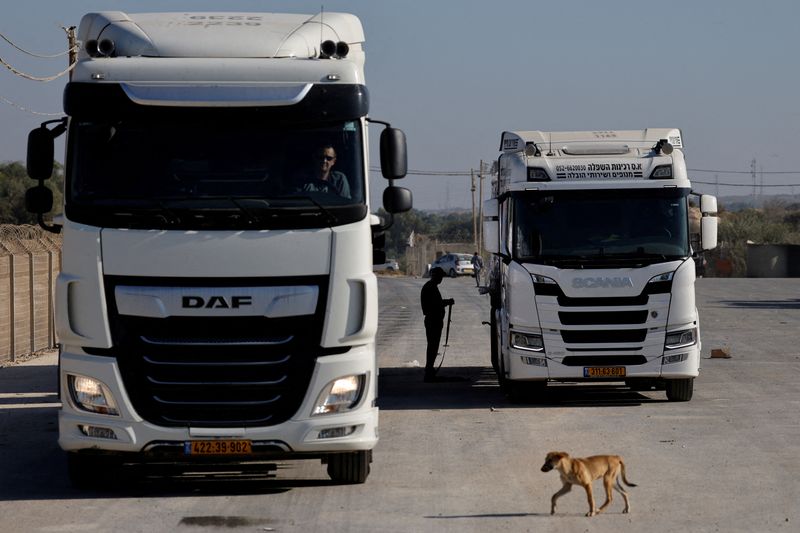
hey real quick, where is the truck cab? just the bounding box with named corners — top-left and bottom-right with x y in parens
top-left (484, 129), bottom-right (717, 402)
top-left (25, 11), bottom-right (411, 486)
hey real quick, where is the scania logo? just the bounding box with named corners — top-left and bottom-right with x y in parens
top-left (572, 277), bottom-right (634, 289)
top-left (182, 295), bottom-right (253, 309)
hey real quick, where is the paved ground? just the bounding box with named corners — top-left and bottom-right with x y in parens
top-left (0, 276), bottom-right (798, 532)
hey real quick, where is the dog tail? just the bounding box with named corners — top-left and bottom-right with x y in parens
top-left (619, 460), bottom-right (637, 487)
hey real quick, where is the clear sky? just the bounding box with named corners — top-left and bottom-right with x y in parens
top-left (2, 0), bottom-right (799, 210)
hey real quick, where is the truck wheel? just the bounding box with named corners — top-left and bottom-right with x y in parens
top-left (67, 453), bottom-right (121, 489)
top-left (326, 450), bottom-right (371, 484)
top-left (665, 378), bottom-right (694, 401)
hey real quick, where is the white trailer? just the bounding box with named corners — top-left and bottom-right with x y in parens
top-left (25, 11), bottom-right (411, 486)
top-left (483, 129), bottom-right (717, 402)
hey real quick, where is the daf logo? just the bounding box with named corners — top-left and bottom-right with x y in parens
top-left (572, 277), bottom-right (634, 289)
top-left (182, 295), bottom-right (253, 309)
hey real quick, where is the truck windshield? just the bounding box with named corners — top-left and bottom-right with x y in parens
top-left (66, 117), bottom-right (366, 230)
top-left (512, 188), bottom-right (690, 266)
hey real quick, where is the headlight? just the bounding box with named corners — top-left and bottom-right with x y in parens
top-left (68, 374), bottom-right (119, 416)
top-left (313, 375), bottom-right (365, 416)
top-left (648, 272), bottom-right (674, 284)
top-left (532, 274), bottom-right (556, 285)
top-left (511, 331), bottom-right (544, 352)
top-left (665, 327), bottom-right (697, 349)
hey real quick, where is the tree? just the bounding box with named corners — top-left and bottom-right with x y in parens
top-left (0, 161), bottom-right (64, 224)
top-left (375, 208), bottom-right (474, 257)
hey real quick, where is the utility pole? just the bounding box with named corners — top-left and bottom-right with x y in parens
top-left (478, 160), bottom-right (484, 253)
top-left (64, 26), bottom-right (77, 80)
top-left (751, 157), bottom-right (757, 206)
top-left (471, 169), bottom-right (477, 250)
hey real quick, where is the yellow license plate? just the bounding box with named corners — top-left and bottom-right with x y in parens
top-left (583, 367), bottom-right (626, 378)
top-left (185, 440), bottom-right (252, 456)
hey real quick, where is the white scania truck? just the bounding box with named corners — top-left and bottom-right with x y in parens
top-left (483, 129), bottom-right (717, 402)
top-left (25, 11), bottom-right (412, 485)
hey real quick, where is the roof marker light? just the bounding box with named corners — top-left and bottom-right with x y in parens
top-left (654, 139), bottom-right (674, 155)
top-left (320, 40), bottom-right (350, 59)
top-left (84, 40), bottom-right (99, 57)
top-left (98, 39), bottom-right (115, 57)
top-left (524, 143), bottom-right (540, 156)
top-left (320, 40), bottom-right (337, 59)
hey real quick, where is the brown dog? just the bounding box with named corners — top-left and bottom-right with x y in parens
top-left (541, 451), bottom-right (636, 517)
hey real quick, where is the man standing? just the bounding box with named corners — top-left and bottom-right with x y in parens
top-left (471, 251), bottom-right (483, 286)
top-left (420, 267), bottom-right (454, 382)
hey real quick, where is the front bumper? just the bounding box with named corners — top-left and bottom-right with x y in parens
top-left (58, 346), bottom-right (379, 457)
top-left (506, 344), bottom-right (701, 381)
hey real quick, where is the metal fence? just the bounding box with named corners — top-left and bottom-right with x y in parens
top-left (0, 225), bottom-right (61, 363)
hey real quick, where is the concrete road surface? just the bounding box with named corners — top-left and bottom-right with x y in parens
top-left (0, 276), bottom-right (798, 532)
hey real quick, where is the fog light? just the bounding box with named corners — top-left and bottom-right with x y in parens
top-left (78, 424), bottom-right (118, 440)
top-left (318, 426), bottom-right (357, 439)
top-left (521, 355), bottom-right (547, 366)
top-left (68, 374), bottom-right (119, 416)
top-left (663, 353), bottom-right (688, 365)
top-left (313, 375), bottom-right (365, 415)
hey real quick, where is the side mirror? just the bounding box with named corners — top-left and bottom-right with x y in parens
top-left (25, 184), bottom-right (54, 214)
top-left (701, 217), bottom-right (718, 251)
top-left (27, 126), bottom-right (55, 180)
top-left (699, 194), bottom-right (718, 251)
top-left (383, 186), bottom-right (412, 214)
top-left (373, 249), bottom-right (387, 265)
top-left (700, 194), bottom-right (718, 215)
top-left (482, 198), bottom-right (499, 254)
top-left (380, 127), bottom-right (407, 179)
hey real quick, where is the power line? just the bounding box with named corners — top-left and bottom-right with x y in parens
top-left (0, 30), bottom-right (76, 58)
top-left (692, 180), bottom-right (800, 188)
top-left (0, 55), bottom-right (76, 81)
top-left (0, 93), bottom-right (63, 116)
top-left (371, 166), bottom-right (800, 180)
top-left (370, 167), bottom-right (472, 176)
top-left (688, 168), bottom-right (800, 175)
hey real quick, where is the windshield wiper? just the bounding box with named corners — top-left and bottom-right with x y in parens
top-left (226, 197), bottom-right (260, 224)
top-left (80, 196), bottom-right (184, 225)
top-left (279, 195), bottom-right (338, 227)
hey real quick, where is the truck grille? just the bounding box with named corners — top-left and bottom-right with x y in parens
top-left (558, 310), bottom-right (648, 325)
top-left (535, 279), bottom-right (672, 364)
top-left (561, 329), bottom-right (648, 344)
top-left (103, 275), bottom-right (330, 428)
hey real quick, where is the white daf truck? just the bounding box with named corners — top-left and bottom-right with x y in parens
top-left (483, 129), bottom-right (717, 402)
top-left (25, 11), bottom-right (411, 486)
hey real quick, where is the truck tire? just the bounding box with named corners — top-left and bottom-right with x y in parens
top-left (67, 452), bottom-right (121, 489)
top-left (326, 450), bottom-right (371, 484)
top-left (665, 378), bottom-right (694, 401)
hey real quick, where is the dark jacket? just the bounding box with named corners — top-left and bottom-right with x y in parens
top-left (421, 280), bottom-right (445, 320)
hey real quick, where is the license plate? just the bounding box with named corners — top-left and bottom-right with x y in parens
top-left (583, 367), bottom-right (626, 378)
top-left (185, 440), bottom-right (252, 456)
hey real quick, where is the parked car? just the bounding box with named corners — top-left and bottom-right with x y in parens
top-left (374, 259), bottom-right (400, 272)
top-left (430, 253), bottom-right (474, 277)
